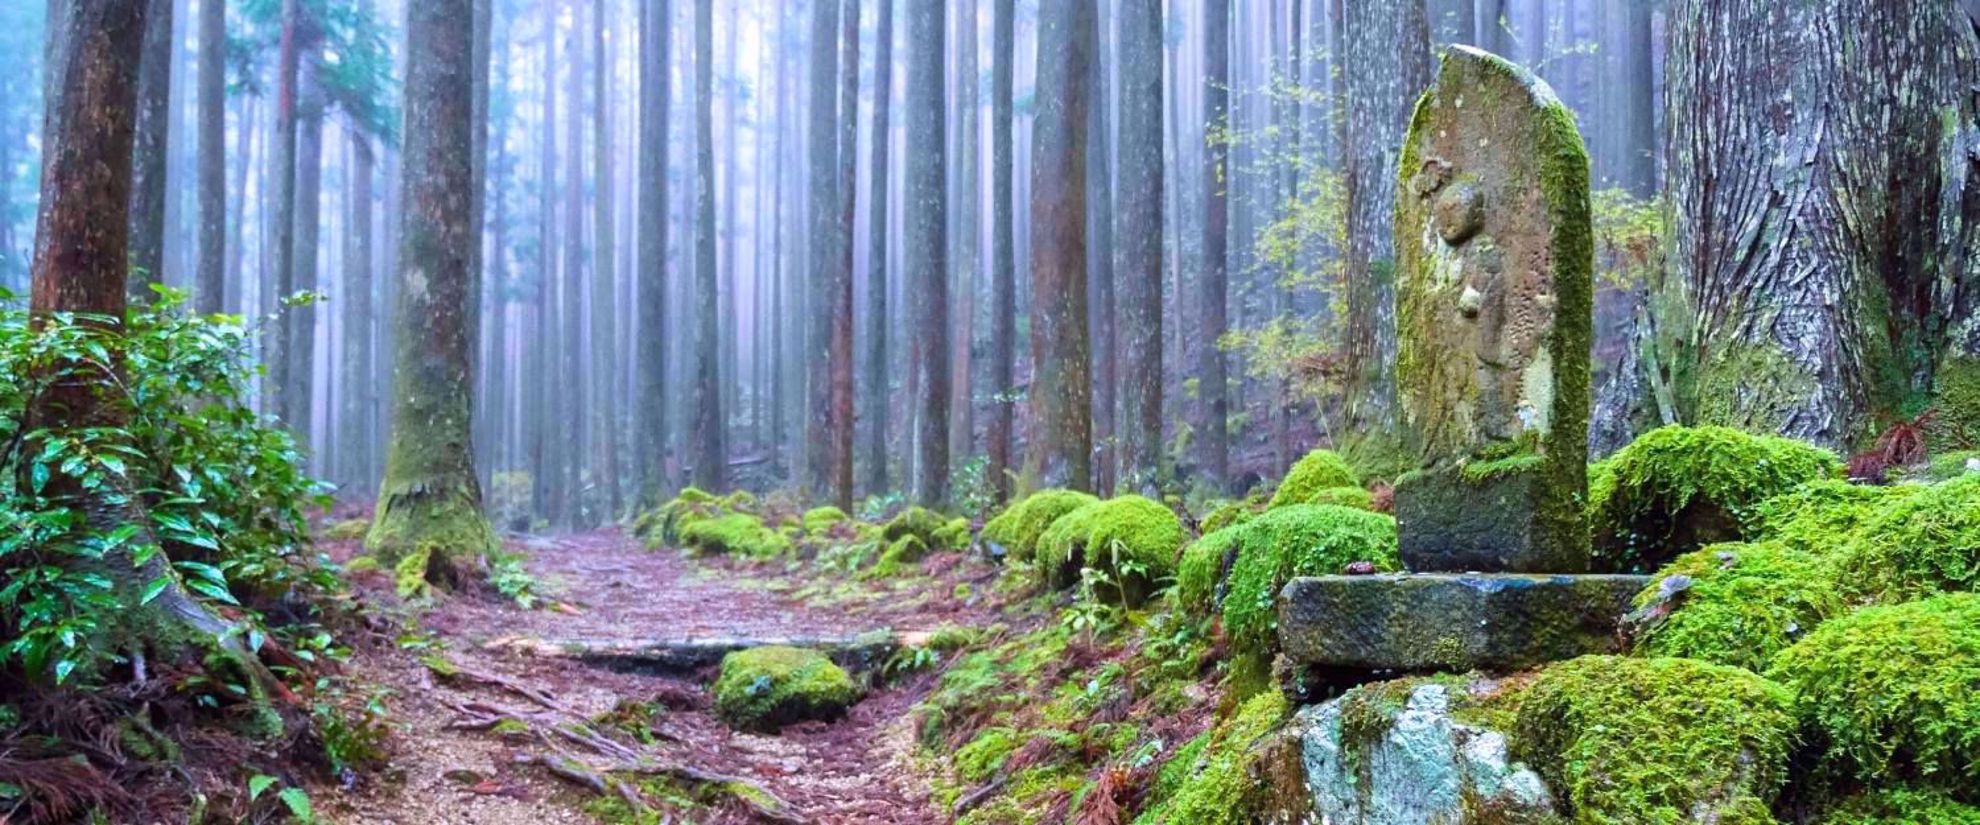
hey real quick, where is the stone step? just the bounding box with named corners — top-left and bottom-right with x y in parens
top-left (1278, 573), bottom-right (1648, 673)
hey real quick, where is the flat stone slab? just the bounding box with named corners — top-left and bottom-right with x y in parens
top-left (483, 630), bottom-right (913, 675)
top-left (1279, 573), bottom-right (1647, 673)
top-left (1396, 464), bottom-right (1589, 573)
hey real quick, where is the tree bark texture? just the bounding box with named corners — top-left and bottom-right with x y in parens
top-left (691, 0), bottom-right (725, 490)
top-left (1118, 0), bottom-right (1163, 494)
top-left (863, 0), bottom-right (895, 496)
top-left (126, 0), bottom-right (172, 300)
top-left (1197, 0), bottom-right (1230, 487)
top-left (637, 0), bottom-right (672, 501)
top-left (195, 0), bottom-right (224, 313)
top-left (1025, 0), bottom-right (1095, 492)
top-left (908, 0), bottom-right (950, 506)
top-left (987, 0), bottom-right (1016, 503)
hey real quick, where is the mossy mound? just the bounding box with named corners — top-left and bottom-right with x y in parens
top-left (882, 506), bottom-right (968, 553)
top-left (1176, 526), bottom-right (1245, 614)
top-left (712, 646), bottom-right (859, 732)
top-left (1765, 593), bottom-right (1980, 786)
top-left (1220, 504), bottom-right (1399, 659)
top-left (1750, 479), bottom-right (1917, 555)
top-left (1511, 655), bottom-right (1796, 825)
top-left (1822, 474), bottom-right (1980, 602)
top-left (678, 512), bottom-right (793, 559)
top-left (1199, 493), bottom-right (1266, 535)
top-left (1628, 541), bottom-right (1847, 672)
top-left (1036, 496), bottom-right (1185, 605)
top-left (1266, 448), bottom-right (1360, 509)
top-left (1925, 450), bottom-right (1980, 482)
top-left (1142, 692), bottom-right (1288, 825)
top-left (801, 506), bottom-right (850, 535)
top-left (1588, 425), bottom-right (1839, 572)
top-left (980, 489), bottom-right (1099, 562)
top-left (1820, 788), bottom-right (1980, 825)
top-left (636, 486), bottom-right (724, 547)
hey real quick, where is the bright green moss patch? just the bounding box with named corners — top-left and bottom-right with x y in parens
top-left (1511, 655), bottom-right (1796, 825)
top-left (1221, 504), bottom-right (1399, 659)
top-left (1036, 496), bottom-right (1185, 606)
top-left (678, 512), bottom-right (793, 559)
top-left (1821, 789), bottom-right (1980, 825)
top-left (1588, 425), bottom-right (1839, 572)
top-left (1765, 593), bottom-right (1980, 786)
top-left (1925, 450), bottom-right (1980, 482)
top-left (1306, 486), bottom-right (1374, 510)
top-left (712, 646), bottom-right (859, 732)
top-left (882, 506), bottom-right (968, 553)
top-left (1266, 448), bottom-right (1360, 509)
top-left (1176, 526), bottom-right (1243, 615)
top-left (1155, 692), bottom-right (1289, 825)
top-left (1823, 474), bottom-right (1980, 602)
top-left (1751, 479), bottom-right (1917, 555)
top-left (1199, 493), bottom-right (1265, 535)
top-left (981, 489), bottom-right (1100, 562)
top-left (1629, 541), bottom-right (1847, 671)
top-left (801, 506), bottom-right (850, 535)
top-left (1929, 355), bottom-right (1980, 453)
top-left (955, 726), bottom-right (1022, 783)
top-left (636, 486), bottom-right (725, 547)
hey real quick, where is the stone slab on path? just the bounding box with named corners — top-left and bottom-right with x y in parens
top-left (484, 629), bottom-right (925, 675)
top-left (1278, 573), bottom-right (1646, 673)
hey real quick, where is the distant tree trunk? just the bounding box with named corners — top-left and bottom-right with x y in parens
top-left (908, 0), bottom-right (950, 506)
top-left (366, 0), bottom-right (498, 573)
top-left (341, 137), bottom-right (375, 492)
top-left (225, 94), bottom-right (255, 313)
top-left (1086, 0), bottom-right (1115, 494)
top-left (1336, 0), bottom-right (1431, 432)
top-left (470, 0), bottom-right (493, 491)
top-left (1025, 0), bottom-right (1095, 492)
top-left (1118, 0), bottom-right (1163, 494)
top-left (531, 0), bottom-right (557, 517)
top-left (592, 0), bottom-right (623, 517)
top-left (803, 0), bottom-right (839, 498)
top-left (1198, 0), bottom-right (1231, 488)
top-left (1618, 0), bottom-right (1655, 195)
top-left (560, 5), bottom-right (585, 523)
top-left (1668, 0), bottom-right (1980, 450)
top-left (637, 0), bottom-right (672, 501)
top-left (986, 0), bottom-right (1015, 503)
top-left (952, 0), bottom-right (979, 472)
top-left (292, 45), bottom-right (326, 443)
top-left (691, 0), bottom-right (724, 490)
top-left (266, 0), bottom-right (303, 420)
top-left (127, 0), bottom-right (172, 300)
top-left (194, 0), bottom-right (223, 313)
top-left (863, 0), bottom-right (895, 496)
top-left (828, 0), bottom-right (860, 511)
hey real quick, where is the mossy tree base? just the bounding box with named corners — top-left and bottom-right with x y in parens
top-left (365, 477), bottom-right (498, 592)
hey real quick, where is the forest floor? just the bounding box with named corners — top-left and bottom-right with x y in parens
top-left (316, 529), bottom-right (1011, 825)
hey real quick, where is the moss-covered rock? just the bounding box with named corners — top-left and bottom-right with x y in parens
top-left (1749, 479), bottom-right (1916, 555)
top-left (1220, 504), bottom-right (1399, 659)
top-left (1627, 541), bottom-right (1847, 672)
top-left (678, 512), bottom-right (793, 559)
top-left (1199, 493), bottom-right (1266, 535)
top-left (1266, 449), bottom-right (1360, 509)
top-left (879, 506), bottom-right (969, 554)
top-left (932, 518), bottom-right (971, 553)
top-left (1822, 474), bottom-right (1980, 602)
top-left (1176, 526), bottom-right (1245, 615)
top-left (980, 489), bottom-right (1100, 562)
top-left (1036, 496), bottom-right (1185, 605)
top-left (801, 505), bottom-right (850, 535)
top-left (1820, 788), bottom-right (1980, 825)
top-left (637, 486), bottom-right (724, 547)
top-left (1511, 655), bottom-right (1796, 825)
top-left (1765, 593), bottom-right (1980, 786)
top-left (1150, 692), bottom-right (1289, 825)
top-left (1588, 425), bottom-right (1839, 572)
top-left (712, 646), bottom-right (859, 732)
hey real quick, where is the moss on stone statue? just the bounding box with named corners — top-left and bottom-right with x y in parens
top-left (1587, 425), bottom-right (1839, 572)
top-left (1628, 541), bottom-right (1846, 672)
top-left (1820, 789), bottom-right (1980, 825)
top-left (1219, 504), bottom-right (1399, 661)
top-left (712, 645), bottom-right (859, 732)
top-left (1034, 496), bottom-right (1184, 605)
top-left (1266, 448), bottom-right (1360, 509)
top-left (1766, 593), bottom-right (1980, 787)
top-left (1511, 655), bottom-right (1795, 825)
top-left (980, 489), bottom-right (1099, 562)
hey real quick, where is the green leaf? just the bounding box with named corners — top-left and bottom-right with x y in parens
top-left (248, 774), bottom-right (278, 801)
top-left (277, 786), bottom-right (312, 821)
top-left (139, 575), bottom-right (171, 606)
top-left (184, 578), bottom-right (240, 606)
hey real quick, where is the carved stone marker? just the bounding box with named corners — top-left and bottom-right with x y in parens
top-left (1392, 45), bottom-right (1593, 574)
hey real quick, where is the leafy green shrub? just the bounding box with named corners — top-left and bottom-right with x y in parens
top-left (712, 646), bottom-right (859, 732)
top-left (1766, 593), bottom-right (1980, 785)
top-left (677, 513), bottom-right (792, 559)
top-left (1511, 655), bottom-right (1796, 825)
top-left (1220, 504), bottom-right (1398, 658)
top-left (1588, 425), bottom-right (1839, 572)
top-left (1821, 789), bottom-right (1980, 825)
top-left (1628, 541), bottom-right (1846, 671)
top-left (0, 292), bottom-right (334, 681)
top-left (1266, 448), bottom-right (1359, 509)
top-left (1822, 475), bottom-right (1980, 602)
top-left (1036, 496), bottom-right (1185, 605)
top-left (979, 489), bottom-right (1098, 562)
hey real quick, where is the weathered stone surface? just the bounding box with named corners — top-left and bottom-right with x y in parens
top-left (1278, 574), bottom-right (1645, 672)
top-left (1394, 45), bottom-right (1593, 569)
top-left (1396, 463), bottom-right (1587, 573)
top-left (1291, 682), bottom-right (1556, 825)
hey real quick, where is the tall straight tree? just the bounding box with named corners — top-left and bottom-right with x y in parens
top-left (828, 0), bottom-right (860, 510)
top-left (194, 0), bottom-right (224, 313)
top-left (1198, 0), bottom-right (1230, 488)
top-left (340, 136), bottom-right (375, 491)
top-left (986, 0), bottom-right (1015, 502)
top-left (1117, 0), bottom-right (1162, 493)
top-left (1085, 0), bottom-right (1114, 493)
top-left (690, 0), bottom-right (724, 490)
top-left (863, 0), bottom-right (895, 495)
top-left (291, 34), bottom-right (327, 441)
top-left (1336, 0), bottom-right (1431, 431)
top-left (266, 0), bottom-right (304, 420)
top-left (804, 0), bottom-right (839, 498)
top-left (637, 0), bottom-right (672, 500)
top-left (127, 0), bottom-right (172, 299)
top-left (1025, 0), bottom-right (1094, 491)
top-left (366, 0), bottom-right (499, 578)
top-left (591, 0), bottom-right (622, 516)
top-left (907, 0), bottom-right (949, 505)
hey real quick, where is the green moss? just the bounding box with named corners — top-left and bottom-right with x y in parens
top-left (980, 489), bottom-right (1100, 562)
top-left (1511, 655), bottom-right (1795, 825)
top-left (1158, 692), bottom-right (1289, 825)
top-left (1694, 343), bottom-right (1824, 440)
top-left (1925, 450), bottom-right (1980, 481)
top-left (1306, 486), bottom-right (1375, 510)
top-left (1137, 730), bottom-right (1211, 822)
top-left (1036, 496), bottom-right (1185, 605)
top-left (1823, 474), bottom-right (1980, 602)
top-left (956, 726), bottom-right (1022, 783)
top-left (932, 518), bottom-right (971, 553)
top-left (1176, 526), bottom-right (1244, 615)
top-left (1221, 504), bottom-right (1399, 659)
top-left (1199, 493), bottom-right (1265, 535)
top-left (879, 534), bottom-right (928, 568)
top-left (638, 486), bottom-right (725, 547)
top-left (801, 506), bottom-right (850, 535)
top-left (1929, 355), bottom-right (1980, 452)
top-left (1266, 448), bottom-right (1360, 509)
top-left (1751, 479), bottom-right (1917, 555)
top-left (1588, 425), bottom-right (1839, 572)
top-left (1821, 789), bottom-right (1980, 825)
top-left (678, 512), bottom-right (793, 559)
top-left (1629, 541), bottom-right (1847, 671)
top-left (712, 646), bottom-right (859, 732)
top-left (1765, 593), bottom-right (1980, 786)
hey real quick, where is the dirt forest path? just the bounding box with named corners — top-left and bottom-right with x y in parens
top-left (333, 530), bottom-right (1004, 825)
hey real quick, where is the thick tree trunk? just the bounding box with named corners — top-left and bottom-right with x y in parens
top-left (1198, 0), bottom-right (1230, 488)
top-left (127, 0), bottom-right (172, 300)
top-left (637, 0), bottom-right (672, 501)
top-left (560, 6), bottom-right (585, 523)
top-left (1337, 0), bottom-right (1432, 433)
top-left (863, 0), bottom-right (895, 496)
top-left (194, 0), bottom-right (223, 313)
top-left (365, 0), bottom-right (498, 572)
top-left (291, 50), bottom-right (326, 443)
top-left (1086, 0), bottom-right (1115, 495)
top-left (1668, 0), bottom-right (1980, 450)
top-left (1118, 0), bottom-right (1162, 494)
top-left (986, 0), bottom-right (1015, 503)
top-left (691, 0), bottom-right (724, 490)
top-left (952, 0), bottom-right (979, 473)
top-left (530, 0), bottom-right (556, 517)
top-left (828, 0), bottom-right (860, 511)
top-left (266, 0), bottom-right (303, 420)
top-left (1025, 0), bottom-right (1095, 492)
top-left (908, 0), bottom-right (950, 506)
top-left (470, 0), bottom-right (493, 492)
top-left (803, 0), bottom-right (840, 498)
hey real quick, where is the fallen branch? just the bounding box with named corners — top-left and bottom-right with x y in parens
top-left (955, 774), bottom-right (1009, 816)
